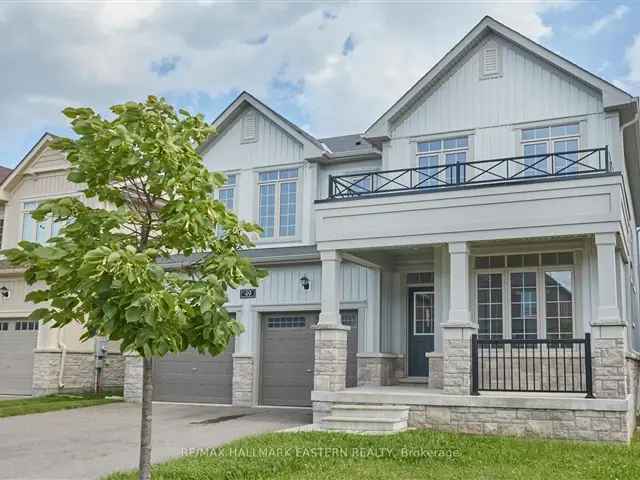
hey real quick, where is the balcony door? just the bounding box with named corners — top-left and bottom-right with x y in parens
top-left (408, 287), bottom-right (435, 377)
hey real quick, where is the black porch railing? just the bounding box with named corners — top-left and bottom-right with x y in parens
top-left (328, 147), bottom-right (610, 198)
top-left (471, 334), bottom-right (594, 398)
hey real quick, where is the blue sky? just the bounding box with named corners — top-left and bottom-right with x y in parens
top-left (1, 1), bottom-right (640, 168)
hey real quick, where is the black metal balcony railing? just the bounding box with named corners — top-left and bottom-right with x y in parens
top-left (470, 334), bottom-right (594, 398)
top-left (328, 147), bottom-right (610, 199)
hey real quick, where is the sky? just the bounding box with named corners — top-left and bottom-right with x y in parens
top-left (1, 0), bottom-right (640, 168)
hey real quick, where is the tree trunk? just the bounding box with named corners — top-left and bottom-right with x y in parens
top-left (138, 357), bottom-right (153, 480)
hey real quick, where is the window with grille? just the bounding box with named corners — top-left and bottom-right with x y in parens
top-left (0, 322), bottom-right (8, 332)
top-left (258, 168), bottom-right (299, 239)
top-left (406, 272), bottom-right (434, 285)
top-left (15, 320), bottom-right (38, 331)
top-left (521, 123), bottom-right (580, 176)
top-left (267, 317), bottom-right (306, 328)
top-left (416, 136), bottom-right (469, 185)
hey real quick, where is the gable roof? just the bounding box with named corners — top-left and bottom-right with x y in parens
top-left (365, 16), bottom-right (634, 140)
top-left (0, 132), bottom-right (57, 200)
top-left (199, 91), bottom-right (328, 159)
top-left (0, 166), bottom-right (12, 184)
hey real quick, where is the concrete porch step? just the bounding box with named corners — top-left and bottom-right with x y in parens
top-left (320, 415), bottom-right (407, 433)
top-left (397, 376), bottom-right (429, 384)
top-left (330, 404), bottom-right (409, 420)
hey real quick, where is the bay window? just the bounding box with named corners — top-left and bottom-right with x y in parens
top-left (474, 252), bottom-right (576, 339)
top-left (258, 167), bottom-right (299, 239)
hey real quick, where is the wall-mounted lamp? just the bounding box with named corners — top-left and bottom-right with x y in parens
top-left (300, 276), bottom-right (310, 291)
top-left (0, 286), bottom-right (9, 298)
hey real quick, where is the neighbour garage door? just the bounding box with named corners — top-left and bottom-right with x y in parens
top-left (260, 311), bottom-right (358, 407)
top-left (152, 342), bottom-right (234, 404)
top-left (0, 319), bottom-right (38, 395)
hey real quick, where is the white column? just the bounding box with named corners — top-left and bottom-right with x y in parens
top-left (319, 250), bottom-right (342, 326)
top-left (447, 242), bottom-right (472, 325)
top-left (592, 232), bottom-right (627, 398)
top-left (364, 268), bottom-right (381, 352)
top-left (595, 233), bottom-right (622, 324)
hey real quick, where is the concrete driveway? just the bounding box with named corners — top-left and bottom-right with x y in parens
top-left (0, 402), bottom-right (312, 480)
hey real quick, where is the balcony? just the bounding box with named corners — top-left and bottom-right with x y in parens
top-left (328, 147), bottom-right (610, 199)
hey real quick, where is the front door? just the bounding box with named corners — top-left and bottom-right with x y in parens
top-left (408, 287), bottom-right (435, 376)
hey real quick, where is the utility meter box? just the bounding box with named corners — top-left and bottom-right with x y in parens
top-left (95, 338), bottom-right (109, 368)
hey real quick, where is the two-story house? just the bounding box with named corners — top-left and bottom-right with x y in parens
top-left (2, 16), bottom-right (640, 443)
top-left (126, 16), bottom-right (640, 442)
top-left (0, 134), bottom-right (124, 396)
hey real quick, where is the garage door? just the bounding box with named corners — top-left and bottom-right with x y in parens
top-left (152, 342), bottom-right (234, 404)
top-left (260, 311), bottom-right (358, 407)
top-left (0, 319), bottom-right (38, 395)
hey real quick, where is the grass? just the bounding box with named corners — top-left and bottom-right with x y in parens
top-left (103, 428), bottom-right (640, 480)
top-left (0, 393), bottom-right (121, 418)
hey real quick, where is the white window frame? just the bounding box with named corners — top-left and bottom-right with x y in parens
top-left (255, 166), bottom-right (302, 242)
top-left (473, 253), bottom-right (577, 340)
top-left (415, 135), bottom-right (471, 186)
top-left (217, 172), bottom-right (238, 213)
top-left (412, 290), bottom-right (434, 336)
top-left (520, 123), bottom-right (581, 176)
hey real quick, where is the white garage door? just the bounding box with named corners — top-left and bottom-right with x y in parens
top-left (0, 319), bottom-right (38, 395)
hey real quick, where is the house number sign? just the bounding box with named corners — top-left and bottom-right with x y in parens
top-left (240, 288), bottom-right (257, 299)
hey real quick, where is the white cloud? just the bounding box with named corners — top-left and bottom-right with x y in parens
top-left (587, 5), bottom-right (629, 36)
top-left (0, 1), bottom-right (565, 164)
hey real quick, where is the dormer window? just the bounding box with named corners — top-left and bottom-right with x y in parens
top-left (480, 41), bottom-right (502, 79)
top-left (242, 110), bottom-right (258, 143)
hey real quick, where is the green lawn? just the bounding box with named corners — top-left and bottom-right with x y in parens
top-left (104, 429), bottom-right (639, 480)
top-left (0, 393), bottom-right (121, 418)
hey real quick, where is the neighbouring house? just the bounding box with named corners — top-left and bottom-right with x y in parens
top-left (0, 135), bottom-right (124, 396)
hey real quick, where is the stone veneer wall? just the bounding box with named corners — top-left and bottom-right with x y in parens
top-left (592, 337), bottom-right (627, 398)
top-left (124, 354), bottom-right (143, 402)
top-left (357, 355), bottom-right (402, 386)
top-left (408, 404), bottom-right (630, 442)
top-left (313, 325), bottom-right (348, 392)
top-left (232, 354), bottom-right (254, 406)
top-left (32, 350), bottom-right (124, 396)
top-left (313, 399), bottom-right (632, 443)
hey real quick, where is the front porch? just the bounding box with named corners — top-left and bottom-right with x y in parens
top-left (311, 384), bottom-right (632, 442)
top-left (310, 233), bottom-right (640, 441)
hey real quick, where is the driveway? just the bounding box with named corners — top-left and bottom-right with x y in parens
top-left (0, 402), bottom-right (312, 480)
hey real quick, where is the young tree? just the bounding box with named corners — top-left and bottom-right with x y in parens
top-left (4, 97), bottom-right (264, 480)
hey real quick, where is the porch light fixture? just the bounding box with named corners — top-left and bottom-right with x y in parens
top-left (0, 286), bottom-right (8, 298)
top-left (300, 276), bottom-right (310, 291)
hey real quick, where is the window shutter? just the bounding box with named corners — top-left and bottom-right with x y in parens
top-left (242, 111), bottom-right (257, 142)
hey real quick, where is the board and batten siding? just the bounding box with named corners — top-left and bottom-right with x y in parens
top-left (227, 262), bottom-right (369, 306)
top-left (385, 34), bottom-right (614, 173)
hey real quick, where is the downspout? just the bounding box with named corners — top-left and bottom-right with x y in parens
top-left (621, 97), bottom-right (640, 132)
top-left (57, 328), bottom-right (66, 390)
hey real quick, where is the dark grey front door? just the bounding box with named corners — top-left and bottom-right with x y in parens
top-left (408, 287), bottom-right (435, 377)
top-left (341, 310), bottom-right (358, 388)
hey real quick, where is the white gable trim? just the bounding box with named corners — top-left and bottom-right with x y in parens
top-left (0, 133), bottom-right (57, 201)
top-left (365, 16), bottom-right (633, 140)
top-left (200, 91), bottom-right (326, 159)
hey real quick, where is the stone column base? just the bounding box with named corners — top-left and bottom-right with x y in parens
top-left (591, 323), bottom-right (627, 399)
top-left (232, 353), bottom-right (255, 406)
top-left (425, 352), bottom-right (444, 389)
top-left (313, 324), bottom-right (349, 392)
top-left (32, 351), bottom-right (62, 396)
top-left (442, 323), bottom-right (477, 395)
top-left (124, 354), bottom-right (144, 402)
top-left (357, 353), bottom-right (404, 386)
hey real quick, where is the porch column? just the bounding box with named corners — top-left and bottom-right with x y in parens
top-left (313, 250), bottom-right (349, 392)
top-left (591, 233), bottom-right (627, 398)
top-left (442, 241), bottom-right (476, 394)
top-left (232, 306), bottom-right (255, 406)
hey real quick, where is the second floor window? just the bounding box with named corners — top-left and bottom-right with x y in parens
top-left (218, 174), bottom-right (237, 211)
top-left (521, 123), bottom-right (579, 177)
top-left (258, 168), bottom-right (298, 239)
top-left (21, 201), bottom-right (64, 244)
top-left (417, 136), bottom-right (468, 186)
